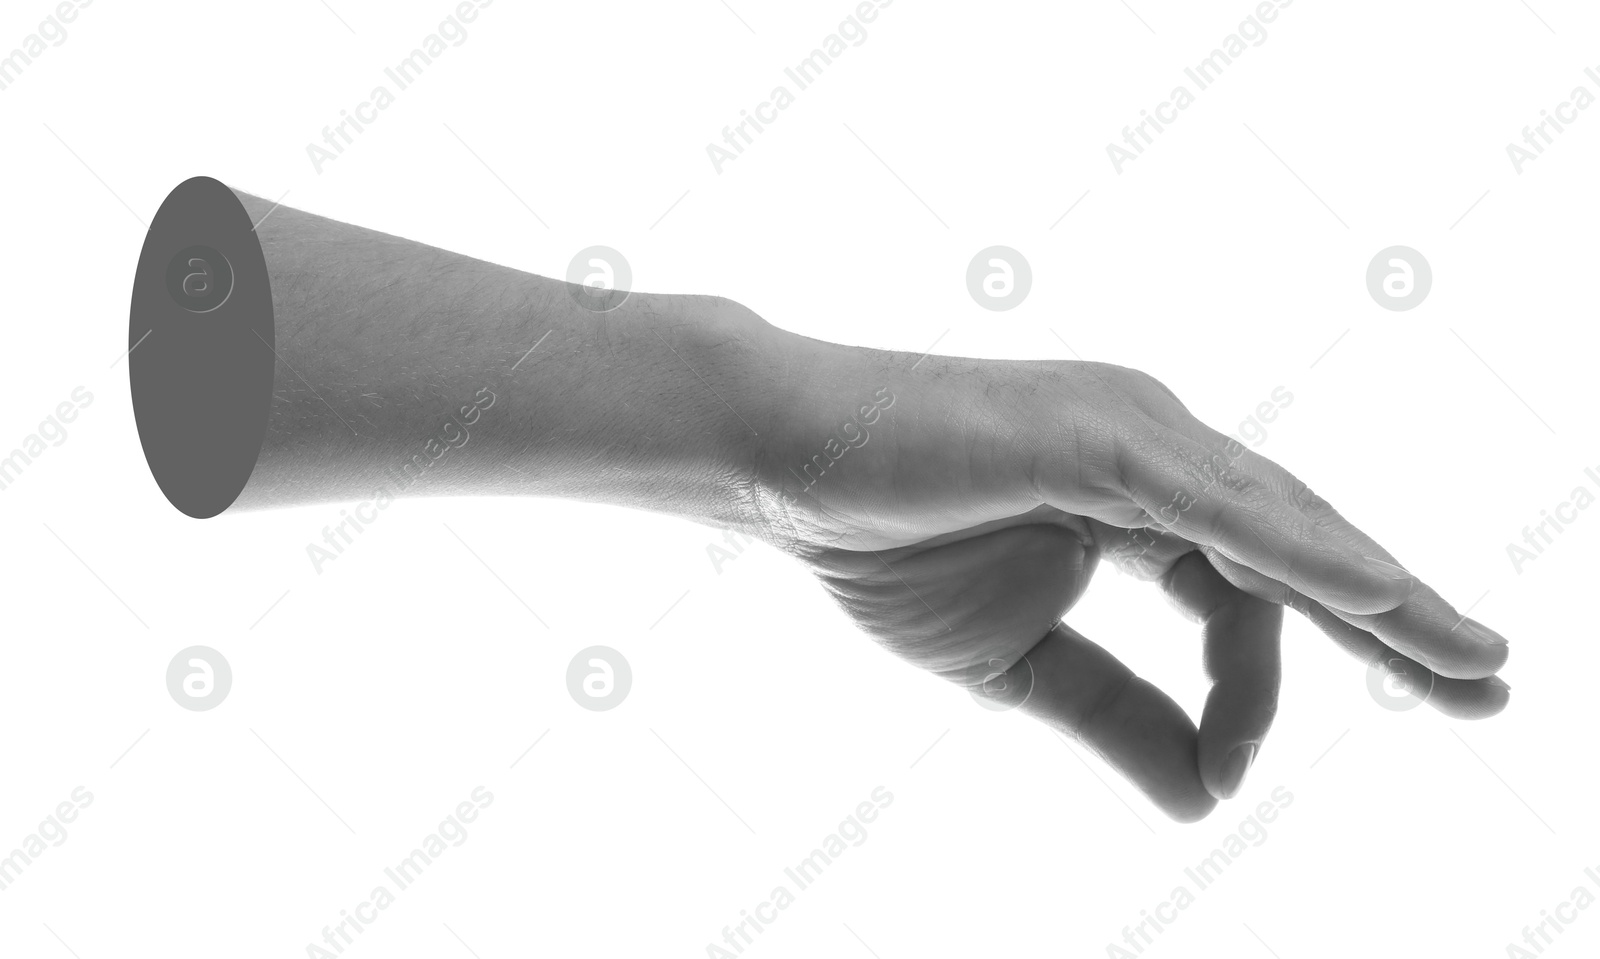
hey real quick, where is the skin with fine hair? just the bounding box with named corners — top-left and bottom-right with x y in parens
top-left (229, 189), bottom-right (1510, 823)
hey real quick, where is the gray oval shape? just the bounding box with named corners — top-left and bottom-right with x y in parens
top-left (130, 177), bottom-right (275, 518)
top-left (164, 244), bottom-right (235, 314)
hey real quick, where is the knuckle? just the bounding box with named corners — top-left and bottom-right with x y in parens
top-left (1283, 477), bottom-right (1329, 515)
top-left (1075, 670), bottom-right (1136, 736)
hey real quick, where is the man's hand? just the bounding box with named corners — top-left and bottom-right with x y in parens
top-left (750, 336), bottom-right (1510, 822)
top-left (196, 188), bottom-right (1508, 825)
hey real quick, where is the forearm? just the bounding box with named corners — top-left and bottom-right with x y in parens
top-left (230, 189), bottom-right (779, 530)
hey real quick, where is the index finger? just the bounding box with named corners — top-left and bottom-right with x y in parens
top-left (1114, 426), bottom-right (1417, 617)
top-left (1178, 427), bottom-right (1509, 679)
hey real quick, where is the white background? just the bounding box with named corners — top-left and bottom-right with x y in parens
top-left (2, 1), bottom-right (1597, 956)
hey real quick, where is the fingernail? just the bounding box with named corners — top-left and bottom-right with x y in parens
top-left (1363, 556), bottom-right (1414, 583)
top-left (1219, 743), bottom-right (1257, 799)
top-left (1467, 620), bottom-right (1509, 646)
top-left (1486, 675), bottom-right (1512, 691)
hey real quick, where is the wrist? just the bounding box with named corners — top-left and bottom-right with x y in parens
top-left (595, 292), bottom-right (794, 533)
top-left (745, 336), bottom-right (1067, 552)
top-left (744, 330), bottom-right (918, 548)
